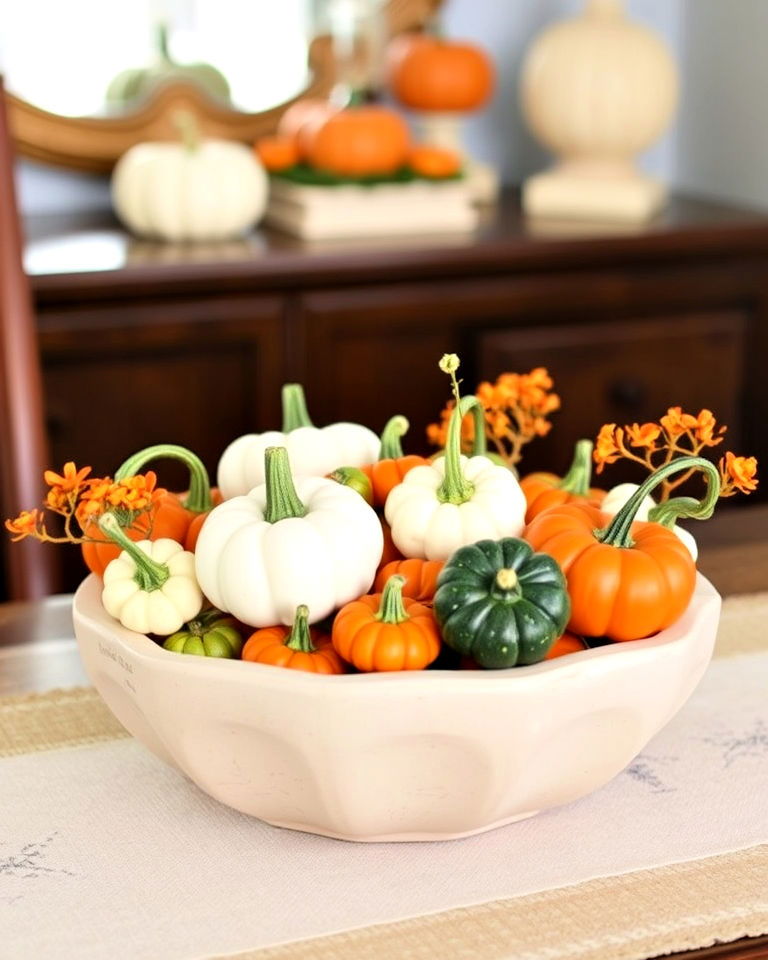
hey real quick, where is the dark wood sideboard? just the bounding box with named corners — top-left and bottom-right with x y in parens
top-left (19, 190), bottom-right (768, 593)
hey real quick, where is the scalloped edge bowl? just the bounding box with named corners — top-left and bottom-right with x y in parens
top-left (73, 573), bottom-right (721, 842)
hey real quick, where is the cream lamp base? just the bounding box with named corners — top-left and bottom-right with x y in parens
top-left (523, 164), bottom-right (667, 223)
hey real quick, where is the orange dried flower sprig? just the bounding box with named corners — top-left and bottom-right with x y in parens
top-left (4, 462), bottom-right (163, 544)
top-left (594, 408), bottom-right (757, 502)
top-left (427, 367), bottom-right (561, 468)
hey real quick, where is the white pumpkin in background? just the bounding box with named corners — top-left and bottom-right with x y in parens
top-left (601, 482), bottom-right (699, 560)
top-left (111, 112), bottom-right (268, 242)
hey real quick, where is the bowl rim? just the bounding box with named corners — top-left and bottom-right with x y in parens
top-left (73, 573), bottom-right (721, 689)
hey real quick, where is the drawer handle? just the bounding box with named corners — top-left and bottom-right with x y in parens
top-left (608, 378), bottom-right (648, 409)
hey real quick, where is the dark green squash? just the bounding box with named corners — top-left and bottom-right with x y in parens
top-left (433, 538), bottom-right (570, 668)
top-left (163, 609), bottom-right (243, 658)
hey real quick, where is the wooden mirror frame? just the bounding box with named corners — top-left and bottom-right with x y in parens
top-left (6, 0), bottom-right (441, 174)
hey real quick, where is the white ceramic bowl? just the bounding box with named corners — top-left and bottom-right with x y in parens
top-left (73, 573), bottom-right (721, 842)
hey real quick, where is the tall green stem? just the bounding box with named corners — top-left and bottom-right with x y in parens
top-left (264, 447), bottom-right (307, 523)
top-left (375, 575), bottom-right (408, 624)
top-left (558, 440), bottom-right (594, 496)
top-left (438, 395), bottom-right (479, 504)
top-left (285, 605), bottom-right (316, 652)
top-left (597, 456), bottom-right (720, 549)
top-left (115, 444), bottom-right (213, 514)
top-left (98, 513), bottom-right (169, 591)
top-left (469, 403), bottom-right (488, 457)
top-left (379, 416), bottom-right (408, 460)
top-left (281, 384), bottom-right (314, 432)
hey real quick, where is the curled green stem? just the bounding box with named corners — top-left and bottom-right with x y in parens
top-left (98, 513), bottom-right (169, 591)
top-left (375, 575), bottom-right (408, 624)
top-left (379, 415), bottom-right (408, 460)
top-left (558, 439), bottom-right (594, 496)
top-left (281, 384), bottom-right (314, 432)
top-left (598, 456), bottom-right (720, 549)
top-left (115, 444), bottom-right (213, 514)
top-left (264, 447), bottom-right (307, 523)
top-left (285, 605), bottom-right (316, 653)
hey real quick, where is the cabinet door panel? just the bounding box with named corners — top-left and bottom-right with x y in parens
top-left (38, 297), bottom-right (284, 592)
top-left (478, 313), bottom-right (746, 480)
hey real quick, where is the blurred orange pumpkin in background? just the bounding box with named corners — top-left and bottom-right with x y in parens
top-left (409, 144), bottom-right (462, 178)
top-left (390, 35), bottom-right (495, 112)
top-left (308, 106), bottom-right (411, 177)
top-left (255, 135), bottom-right (299, 172)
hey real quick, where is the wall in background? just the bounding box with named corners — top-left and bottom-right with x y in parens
top-left (15, 0), bottom-right (768, 215)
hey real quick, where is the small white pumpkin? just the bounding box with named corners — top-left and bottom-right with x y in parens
top-left (111, 112), bottom-right (268, 242)
top-left (196, 446), bottom-right (383, 626)
top-left (217, 383), bottom-right (379, 500)
top-left (601, 481), bottom-right (698, 560)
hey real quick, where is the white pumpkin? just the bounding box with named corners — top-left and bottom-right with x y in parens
top-left (601, 482), bottom-right (698, 560)
top-left (112, 118), bottom-right (267, 242)
top-left (217, 383), bottom-right (379, 500)
top-left (196, 447), bottom-right (383, 626)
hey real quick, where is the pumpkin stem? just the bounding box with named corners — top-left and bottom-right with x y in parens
top-left (329, 466), bottom-right (373, 505)
top-left (375, 575), bottom-right (409, 625)
top-left (379, 415), bottom-right (409, 460)
top-left (597, 456), bottom-right (721, 549)
top-left (173, 110), bottom-right (200, 153)
top-left (98, 512), bottom-right (170, 592)
top-left (285, 605), bottom-right (316, 653)
top-left (558, 439), bottom-right (594, 496)
top-left (436, 355), bottom-right (478, 504)
top-left (281, 383), bottom-right (314, 432)
top-left (115, 444), bottom-right (213, 514)
top-left (264, 447), bottom-right (308, 523)
top-left (495, 568), bottom-right (519, 592)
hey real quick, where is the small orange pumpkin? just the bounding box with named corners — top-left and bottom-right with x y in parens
top-left (374, 558), bottom-right (444, 603)
top-left (545, 632), bottom-right (587, 660)
top-left (389, 35), bottom-right (494, 113)
top-left (308, 106), bottom-right (411, 177)
top-left (521, 439), bottom-right (606, 524)
top-left (81, 487), bottom-right (191, 578)
top-left (379, 516), bottom-right (404, 567)
top-left (332, 575), bottom-right (441, 671)
top-left (184, 487), bottom-right (223, 551)
top-left (409, 145), bottom-right (462, 179)
top-left (255, 135), bottom-right (300, 172)
top-left (358, 415), bottom-right (429, 508)
top-left (243, 604), bottom-right (346, 674)
top-left (524, 456), bottom-right (716, 642)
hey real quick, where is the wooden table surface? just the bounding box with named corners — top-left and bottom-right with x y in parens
top-left (1, 503), bottom-right (766, 960)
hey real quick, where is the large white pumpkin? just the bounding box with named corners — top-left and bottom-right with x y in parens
top-left (112, 132), bottom-right (268, 242)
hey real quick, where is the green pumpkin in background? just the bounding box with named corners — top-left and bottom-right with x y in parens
top-left (163, 609), bottom-right (244, 658)
top-left (107, 22), bottom-right (231, 109)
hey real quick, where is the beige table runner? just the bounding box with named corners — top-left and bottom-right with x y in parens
top-left (1, 593), bottom-right (767, 960)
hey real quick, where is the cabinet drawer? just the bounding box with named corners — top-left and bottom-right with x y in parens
top-left (477, 312), bottom-right (746, 480)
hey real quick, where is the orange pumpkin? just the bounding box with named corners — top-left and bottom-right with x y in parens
top-left (545, 632), bottom-right (587, 660)
top-left (359, 415), bottom-right (429, 508)
top-left (523, 457), bottom-right (718, 642)
top-left (332, 575), bottom-right (441, 671)
top-left (374, 558), bottom-right (443, 603)
top-left (82, 492), bottom-right (191, 577)
top-left (255, 135), bottom-right (299, 172)
top-left (83, 444), bottom-right (218, 576)
top-left (242, 605), bottom-right (346, 674)
top-left (308, 106), bottom-right (411, 177)
top-left (521, 439), bottom-right (606, 524)
top-left (409, 145), bottom-right (462, 179)
top-left (277, 97), bottom-right (340, 159)
top-left (184, 488), bottom-right (223, 551)
top-left (379, 516), bottom-right (404, 566)
top-left (389, 35), bottom-right (494, 112)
